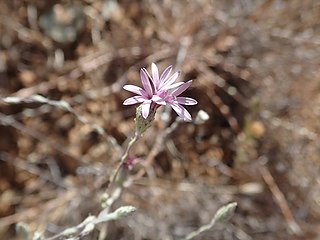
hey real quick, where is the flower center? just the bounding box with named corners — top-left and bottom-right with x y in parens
top-left (158, 89), bottom-right (168, 98)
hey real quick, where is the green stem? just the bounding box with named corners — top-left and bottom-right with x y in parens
top-left (109, 132), bottom-right (139, 184)
top-left (185, 219), bottom-right (216, 240)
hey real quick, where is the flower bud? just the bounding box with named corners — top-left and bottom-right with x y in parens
top-left (214, 202), bottom-right (237, 222)
top-left (15, 222), bottom-right (30, 239)
top-left (135, 105), bottom-right (156, 135)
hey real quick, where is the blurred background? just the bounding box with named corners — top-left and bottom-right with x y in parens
top-left (0, 0), bottom-right (320, 239)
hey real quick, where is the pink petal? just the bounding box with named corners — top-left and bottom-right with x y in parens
top-left (141, 100), bottom-right (152, 118)
top-left (160, 71), bottom-right (180, 90)
top-left (151, 95), bottom-right (166, 105)
top-left (170, 103), bottom-right (192, 121)
top-left (123, 96), bottom-right (146, 105)
top-left (142, 68), bottom-right (152, 81)
top-left (140, 69), bottom-right (153, 97)
top-left (151, 63), bottom-right (160, 87)
top-left (171, 80), bottom-right (193, 97)
top-left (123, 85), bottom-right (144, 95)
top-left (176, 97), bottom-right (197, 105)
top-left (163, 81), bottom-right (184, 90)
top-left (160, 65), bottom-right (172, 82)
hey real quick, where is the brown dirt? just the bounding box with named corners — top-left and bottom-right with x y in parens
top-left (0, 0), bottom-right (319, 239)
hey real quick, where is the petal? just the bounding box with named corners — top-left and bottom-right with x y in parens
top-left (142, 68), bottom-right (152, 81)
top-left (176, 97), bottom-right (198, 105)
top-left (160, 65), bottom-right (172, 82)
top-left (123, 96), bottom-right (146, 105)
top-left (141, 100), bottom-right (151, 119)
top-left (171, 80), bottom-right (193, 96)
top-left (160, 71), bottom-right (180, 90)
top-left (142, 68), bottom-right (156, 93)
top-left (123, 85), bottom-right (144, 95)
top-left (170, 103), bottom-right (192, 121)
top-left (151, 95), bottom-right (166, 105)
top-left (140, 69), bottom-right (153, 97)
top-left (163, 81), bottom-right (184, 90)
top-left (151, 63), bottom-right (160, 88)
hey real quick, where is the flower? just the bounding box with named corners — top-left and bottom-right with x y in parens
top-left (123, 156), bottom-right (137, 171)
top-left (143, 63), bottom-right (197, 121)
top-left (123, 69), bottom-right (165, 119)
top-left (123, 63), bottom-right (197, 121)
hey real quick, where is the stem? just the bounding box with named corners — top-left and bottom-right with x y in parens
top-left (185, 219), bottom-right (216, 240)
top-left (109, 132), bottom-right (139, 184)
top-left (185, 202), bottom-right (237, 240)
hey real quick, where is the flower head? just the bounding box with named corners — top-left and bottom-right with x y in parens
top-left (123, 156), bottom-right (137, 171)
top-left (123, 63), bottom-right (197, 121)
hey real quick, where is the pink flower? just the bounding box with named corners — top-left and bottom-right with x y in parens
top-left (123, 156), bottom-right (137, 171)
top-left (123, 63), bottom-right (197, 121)
top-left (143, 63), bottom-right (197, 121)
top-left (123, 69), bottom-right (165, 118)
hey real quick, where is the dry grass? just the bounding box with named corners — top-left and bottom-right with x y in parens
top-left (0, 0), bottom-right (319, 239)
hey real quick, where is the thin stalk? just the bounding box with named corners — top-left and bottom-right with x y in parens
top-left (185, 218), bottom-right (216, 240)
top-left (109, 132), bottom-right (139, 184)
